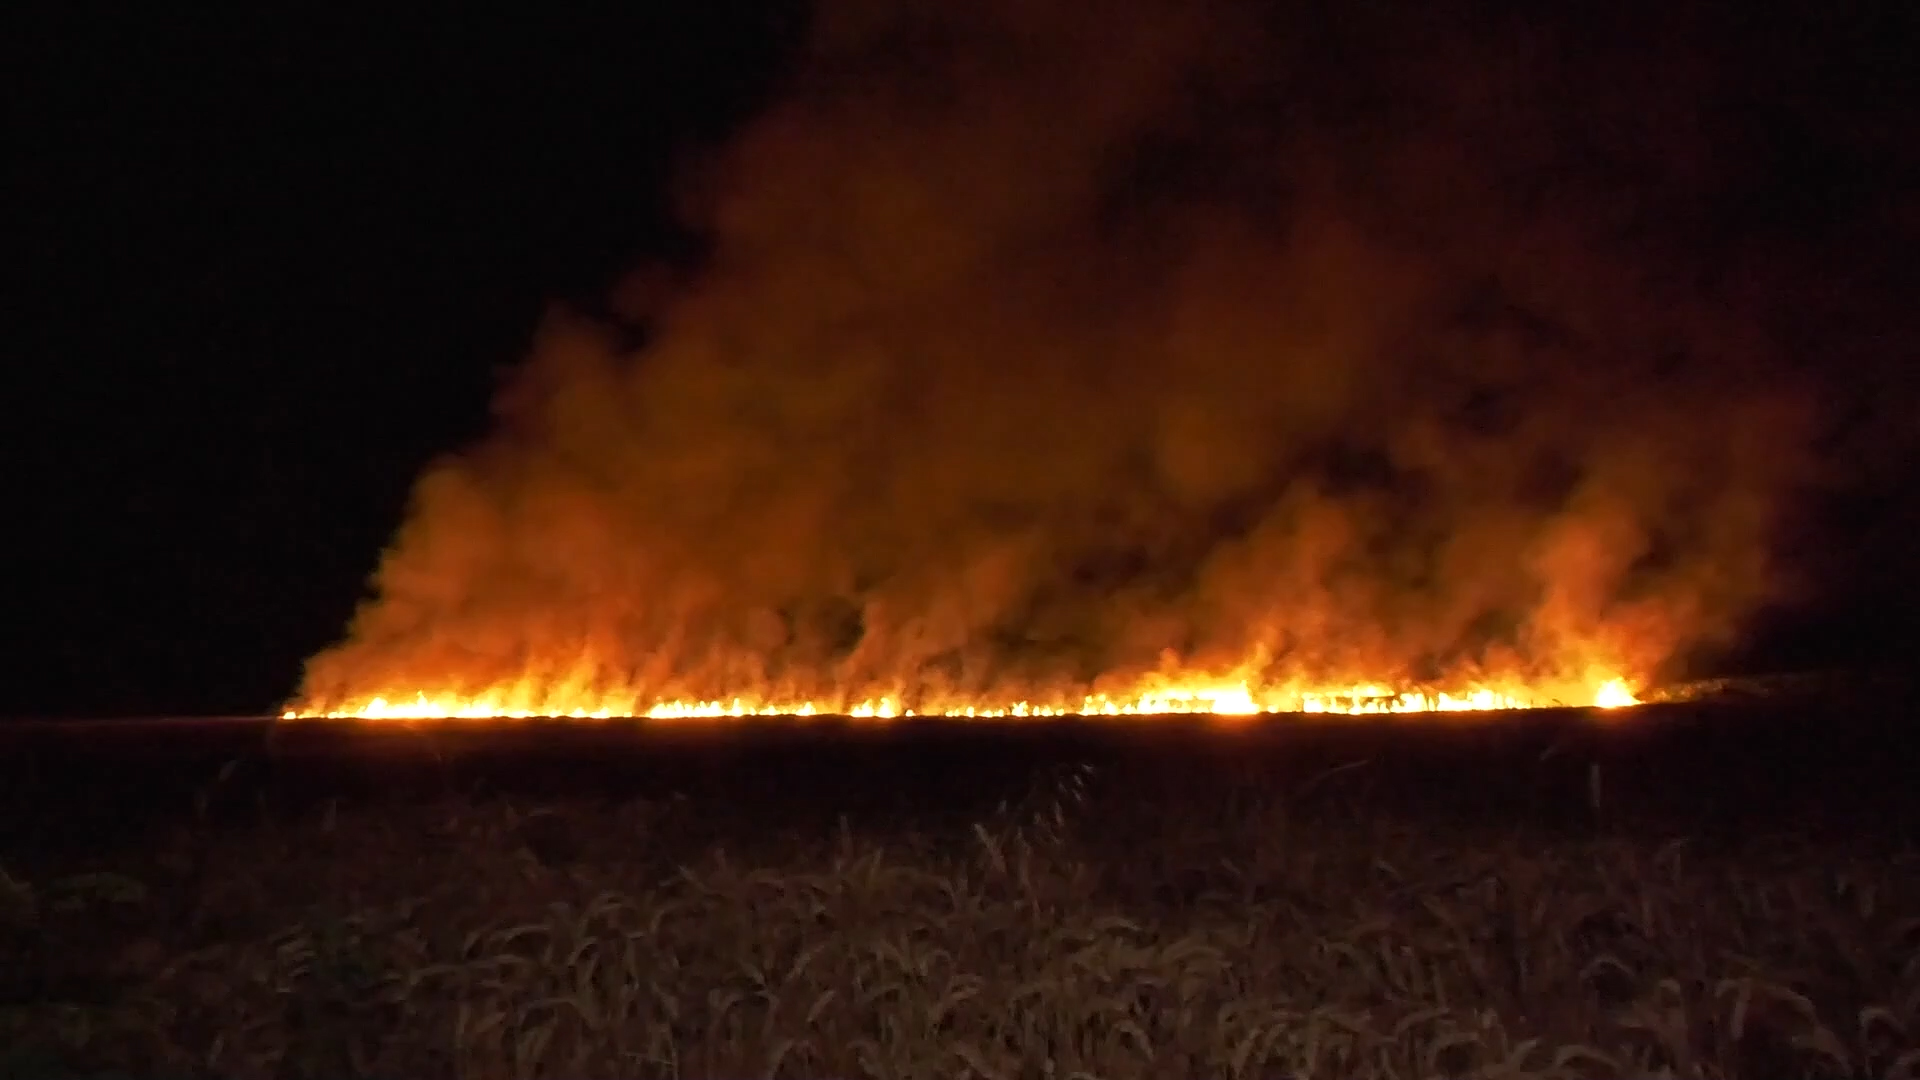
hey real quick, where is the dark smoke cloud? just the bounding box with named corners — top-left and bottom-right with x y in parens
top-left (295, 0), bottom-right (1834, 711)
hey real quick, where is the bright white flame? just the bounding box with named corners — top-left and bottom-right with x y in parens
top-left (1592, 679), bottom-right (1640, 709)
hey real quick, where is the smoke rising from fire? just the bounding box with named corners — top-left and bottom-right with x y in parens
top-left (294, 0), bottom-right (1820, 713)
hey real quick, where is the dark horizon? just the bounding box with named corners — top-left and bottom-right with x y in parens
top-left (12, 0), bottom-right (1920, 719)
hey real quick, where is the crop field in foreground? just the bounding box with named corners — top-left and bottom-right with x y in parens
top-left (1, 700), bottom-right (1917, 1079)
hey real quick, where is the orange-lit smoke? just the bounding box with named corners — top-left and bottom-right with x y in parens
top-left (287, 0), bottom-right (1816, 721)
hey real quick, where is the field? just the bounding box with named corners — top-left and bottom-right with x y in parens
top-left (2, 700), bottom-right (1917, 1079)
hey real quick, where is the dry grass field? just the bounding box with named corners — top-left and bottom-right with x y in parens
top-left (1, 703), bottom-right (1916, 1079)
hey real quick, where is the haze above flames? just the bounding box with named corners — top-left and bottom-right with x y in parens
top-left (288, 0), bottom-right (1817, 721)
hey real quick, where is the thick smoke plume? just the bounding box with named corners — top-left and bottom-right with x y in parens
top-left (295, 0), bottom-right (1822, 712)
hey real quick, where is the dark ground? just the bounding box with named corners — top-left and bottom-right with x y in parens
top-left (4, 694), bottom-right (1917, 859)
top-left (3, 695), bottom-right (1919, 1078)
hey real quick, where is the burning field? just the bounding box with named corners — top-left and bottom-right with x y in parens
top-left (285, 678), bottom-right (1643, 723)
top-left (12, 0), bottom-right (1916, 1073)
top-left (280, 0), bottom-right (1820, 728)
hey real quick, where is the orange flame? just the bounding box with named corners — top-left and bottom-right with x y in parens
top-left (282, 670), bottom-right (1638, 722)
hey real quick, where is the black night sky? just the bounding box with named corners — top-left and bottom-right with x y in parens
top-left (11, 0), bottom-right (1920, 719)
top-left (13, 6), bottom-right (799, 716)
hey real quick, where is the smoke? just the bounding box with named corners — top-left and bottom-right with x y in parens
top-left (295, 0), bottom-right (1825, 711)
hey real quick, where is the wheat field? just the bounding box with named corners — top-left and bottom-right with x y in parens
top-left (2, 710), bottom-right (1917, 1079)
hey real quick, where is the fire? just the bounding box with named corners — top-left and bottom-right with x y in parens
top-left (1591, 678), bottom-right (1639, 709)
top-left (281, 673), bottom-right (1639, 722)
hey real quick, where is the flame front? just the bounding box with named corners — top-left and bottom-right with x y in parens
top-left (283, 670), bottom-right (1639, 722)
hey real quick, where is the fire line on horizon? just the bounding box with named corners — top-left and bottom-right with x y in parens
top-left (283, 676), bottom-right (1640, 722)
